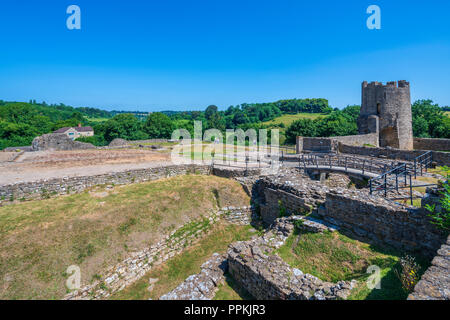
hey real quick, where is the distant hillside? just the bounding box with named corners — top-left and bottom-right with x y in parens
top-left (0, 99), bottom-right (113, 120)
top-left (0, 101), bottom-right (114, 149)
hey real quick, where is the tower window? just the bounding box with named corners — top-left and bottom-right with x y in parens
top-left (377, 103), bottom-right (381, 114)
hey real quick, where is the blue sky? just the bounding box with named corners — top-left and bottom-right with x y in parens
top-left (0, 0), bottom-right (449, 111)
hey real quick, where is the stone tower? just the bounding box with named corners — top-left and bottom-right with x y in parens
top-left (357, 80), bottom-right (413, 150)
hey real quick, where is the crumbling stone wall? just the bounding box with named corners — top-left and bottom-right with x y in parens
top-left (160, 253), bottom-right (228, 300)
top-left (413, 138), bottom-right (450, 152)
top-left (408, 235), bottom-right (450, 300)
top-left (338, 143), bottom-right (450, 166)
top-left (0, 164), bottom-right (210, 202)
top-left (258, 175), bottom-right (446, 258)
top-left (65, 212), bottom-right (222, 300)
top-left (257, 174), bottom-right (330, 225)
top-left (320, 190), bottom-right (446, 258)
top-left (296, 134), bottom-right (379, 153)
top-left (227, 217), bottom-right (356, 300)
top-left (32, 133), bottom-right (95, 151)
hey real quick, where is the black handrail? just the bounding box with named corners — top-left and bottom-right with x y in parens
top-left (369, 151), bottom-right (435, 205)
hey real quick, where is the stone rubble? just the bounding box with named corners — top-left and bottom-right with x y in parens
top-left (160, 253), bottom-right (227, 300)
top-left (227, 216), bottom-right (356, 300)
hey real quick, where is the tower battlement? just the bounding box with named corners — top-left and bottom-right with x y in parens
top-left (362, 80), bottom-right (409, 88)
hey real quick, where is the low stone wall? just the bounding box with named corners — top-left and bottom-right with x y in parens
top-left (408, 235), bottom-right (450, 300)
top-left (221, 206), bottom-right (254, 225)
top-left (160, 253), bottom-right (227, 300)
top-left (32, 133), bottom-right (96, 151)
top-left (258, 174), bottom-right (329, 226)
top-left (296, 134), bottom-right (379, 153)
top-left (0, 164), bottom-right (210, 203)
top-left (332, 133), bottom-right (379, 147)
top-left (320, 190), bottom-right (446, 258)
top-left (227, 217), bottom-right (356, 300)
top-left (338, 143), bottom-right (450, 166)
top-left (65, 204), bottom-right (255, 300)
top-left (413, 138), bottom-right (450, 152)
top-left (65, 213), bottom-right (219, 300)
top-left (212, 166), bottom-right (262, 178)
top-left (257, 174), bottom-right (446, 258)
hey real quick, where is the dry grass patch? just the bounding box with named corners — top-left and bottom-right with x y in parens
top-left (0, 174), bottom-right (249, 300)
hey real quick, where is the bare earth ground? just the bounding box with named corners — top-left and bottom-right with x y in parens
top-left (0, 145), bottom-right (266, 185)
top-left (0, 149), bottom-right (172, 185)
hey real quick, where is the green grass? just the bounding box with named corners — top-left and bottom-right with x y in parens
top-left (262, 113), bottom-right (327, 129)
top-left (444, 111), bottom-right (450, 117)
top-left (110, 223), bottom-right (256, 300)
top-left (275, 230), bottom-right (429, 300)
top-left (214, 272), bottom-right (254, 300)
top-left (85, 117), bottom-right (110, 123)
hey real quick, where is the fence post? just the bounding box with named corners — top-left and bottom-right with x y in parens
top-left (414, 158), bottom-right (417, 179)
top-left (409, 174), bottom-right (413, 206)
top-left (395, 173), bottom-right (398, 192)
top-left (369, 179), bottom-right (373, 194)
top-left (384, 174), bottom-right (387, 198)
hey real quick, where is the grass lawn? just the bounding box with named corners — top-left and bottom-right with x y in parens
top-left (444, 111), bottom-right (450, 117)
top-left (262, 113), bottom-right (327, 129)
top-left (110, 223), bottom-right (256, 300)
top-left (85, 117), bottom-right (110, 123)
top-left (275, 230), bottom-right (429, 300)
top-left (0, 175), bottom-right (249, 299)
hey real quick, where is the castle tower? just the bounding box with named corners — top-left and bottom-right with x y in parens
top-left (357, 80), bottom-right (413, 150)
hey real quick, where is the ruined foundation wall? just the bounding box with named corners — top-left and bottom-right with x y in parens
top-left (296, 134), bottom-right (379, 153)
top-left (408, 235), bottom-right (450, 300)
top-left (338, 143), bottom-right (450, 166)
top-left (321, 191), bottom-right (446, 258)
top-left (0, 165), bottom-right (211, 202)
top-left (259, 176), bottom-right (446, 258)
top-left (413, 138), bottom-right (450, 152)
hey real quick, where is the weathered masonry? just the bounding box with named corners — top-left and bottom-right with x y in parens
top-left (358, 80), bottom-right (413, 150)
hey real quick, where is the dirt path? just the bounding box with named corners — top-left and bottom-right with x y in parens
top-left (0, 149), bottom-right (172, 185)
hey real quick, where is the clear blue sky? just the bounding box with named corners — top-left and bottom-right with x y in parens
top-left (0, 0), bottom-right (449, 111)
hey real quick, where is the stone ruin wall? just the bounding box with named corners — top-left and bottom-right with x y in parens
top-left (227, 217), bottom-right (356, 300)
top-left (64, 205), bottom-right (252, 300)
top-left (408, 235), bottom-right (450, 300)
top-left (32, 133), bottom-right (96, 151)
top-left (296, 133), bottom-right (379, 153)
top-left (0, 164), bottom-right (211, 203)
top-left (257, 175), bottom-right (446, 258)
top-left (338, 143), bottom-right (450, 166)
top-left (413, 138), bottom-right (450, 152)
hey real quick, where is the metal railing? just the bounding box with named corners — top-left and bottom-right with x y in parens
top-left (369, 151), bottom-right (436, 205)
top-left (297, 153), bottom-right (396, 176)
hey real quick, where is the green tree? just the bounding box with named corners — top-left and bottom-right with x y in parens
top-left (144, 112), bottom-right (175, 139)
top-left (285, 119), bottom-right (318, 144)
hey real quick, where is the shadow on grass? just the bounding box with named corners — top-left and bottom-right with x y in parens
top-left (215, 272), bottom-right (255, 300)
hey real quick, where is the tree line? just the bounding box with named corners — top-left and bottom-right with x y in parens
top-left (0, 98), bottom-right (448, 150)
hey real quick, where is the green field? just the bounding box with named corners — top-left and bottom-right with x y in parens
top-left (85, 117), bottom-right (110, 123)
top-left (445, 111), bottom-right (450, 117)
top-left (262, 113), bottom-right (326, 128)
